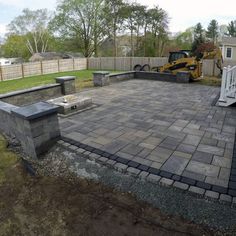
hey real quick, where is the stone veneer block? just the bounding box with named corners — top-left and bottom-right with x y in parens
top-left (56, 76), bottom-right (76, 95)
top-left (93, 71), bottom-right (110, 86)
top-left (12, 102), bottom-right (60, 158)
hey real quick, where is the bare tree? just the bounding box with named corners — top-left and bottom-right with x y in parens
top-left (8, 8), bottom-right (51, 55)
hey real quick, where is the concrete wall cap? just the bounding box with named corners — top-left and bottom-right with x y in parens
top-left (0, 101), bottom-right (18, 113)
top-left (12, 102), bottom-right (59, 120)
top-left (93, 71), bottom-right (110, 75)
top-left (56, 76), bottom-right (76, 83)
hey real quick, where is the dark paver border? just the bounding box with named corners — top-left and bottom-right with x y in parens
top-left (211, 92), bottom-right (220, 106)
top-left (61, 136), bottom-right (233, 199)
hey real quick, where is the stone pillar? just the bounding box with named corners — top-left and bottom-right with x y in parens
top-left (56, 76), bottom-right (76, 95)
top-left (176, 71), bottom-right (191, 83)
top-left (93, 71), bottom-right (110, 87)
top-left (12, 102), bottom-right (60, 158)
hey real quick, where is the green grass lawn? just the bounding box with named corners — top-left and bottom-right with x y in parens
top-left (0, 70), bottom-right (114, 94)
top-left (0, 71), bottom-right (222, 95)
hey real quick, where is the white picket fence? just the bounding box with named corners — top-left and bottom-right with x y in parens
top-left (219, 65), bottom-right (236, 106)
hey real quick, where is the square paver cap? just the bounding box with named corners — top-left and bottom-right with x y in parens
top-left (12, 102), bottom-right (59, 120)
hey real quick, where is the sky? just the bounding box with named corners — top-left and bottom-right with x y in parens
top-left (0, 0), bottom-right (235, 37)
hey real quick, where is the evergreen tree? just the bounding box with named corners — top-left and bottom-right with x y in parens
top-left (206, 19), bottom-right (219, 44)
top-left (192, 23), bottom-right (205, 54)
top-left (227, 21), bottom-right (236, 37)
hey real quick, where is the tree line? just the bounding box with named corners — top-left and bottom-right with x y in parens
top-left (0, 0), bottom-right (169, 60)
top-left (169, 19), bottom-right (236, 56)
top-left (0, 0), bottom-right (236, 61)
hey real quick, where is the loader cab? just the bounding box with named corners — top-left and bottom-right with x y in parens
top-left (168, 51), bottom-right (190, 63)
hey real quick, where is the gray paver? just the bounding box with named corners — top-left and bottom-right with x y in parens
top-left (189, 186), bottom-right (205, 195)
top-left (132, 156), bottom-right (152, 166)
top-left (114, 163), bottom-right (128, 172)
top-left (183, 134), bottom-right (201, 146)
top-left (192, 151), bottom-right (213, 164)
top-left (99, 156), bottom-right (108, 163)
top-left (205, 177), bottom-right (228, 187)
top-left (159, 137), bottom-right (180, 150)
top-left (173, 151), bottom-right (192, 159)
top-left (161, 155), bottom-right (189, 175)
top-left (220, 194), bottom-right (232, 203)
top-left (186, 161), bottom-right (220, 177)
top-left (121, 144), bottom-right (143, 156)
top-left (127, 167), bottom-right (141, 176)
top-left (147, 174), bottom-right (161, 183)
top-left (69, 145), bottom-right (79, 151)
top-left (143, 136), bottom-right (163, 146)
top-left (173, 181), bottom-right (189, 190)
top-left (150, 162), bottom-right (163, 169)
top-left (77, 148), bottom-right (86, 154)
top-left (139, 171), bottom-right (149, 179)
top-left (205, 190), bottom-right (219, 199)
top-left (219, 167), bottom-right (231, 181)
top-left (212, 156), bottom-right (232, 168)
top-left (61, 80), bottom-right (235, 190)
top-left (200, 137), bottom-right (218, 146)
top-left (103, 139), bottom-right (128, 154)
top-left (107, 160), bottom-right (117, 166)
top-left (182, 127), bottom-right (204, 137)
top-left (139, 142), bottom-right (156, 150)
top-left (197, 144), bottom-right (225, 156)
top-left (177, 144), bottom-right (196, 154)
top-left (182, 170), bottom-right (205, 182)
top-left (148, 147), bottom-right (173, 163)
top-left (160, 178), bottom-right (174, 186)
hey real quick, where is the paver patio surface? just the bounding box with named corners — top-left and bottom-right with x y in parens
top-left (60, 80), bottom-right (236, 188)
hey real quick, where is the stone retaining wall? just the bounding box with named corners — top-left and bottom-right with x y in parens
top-left (93, 71), bottom-right (190, 86)
top-left (0, 76), bottom-right (76, 106)
top-left (109, 71), bottom-right (135, 83)
top-left (0, 101), bottom-right (60, 158)
top-left (0, 84), bottom-right (62, 106)
top-left (134, 71), bottom-right (177, 81)
top-left (0, 76), bottom-right (76, 158)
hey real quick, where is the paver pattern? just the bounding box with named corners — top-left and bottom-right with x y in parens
top-left (60, 80), bottom-right (236, 189)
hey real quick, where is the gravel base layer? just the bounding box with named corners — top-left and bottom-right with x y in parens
top-left (32, 144), bottom-right (236, 233)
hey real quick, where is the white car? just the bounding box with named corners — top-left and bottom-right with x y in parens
top-left (0, 58), bottom-right (11, 66)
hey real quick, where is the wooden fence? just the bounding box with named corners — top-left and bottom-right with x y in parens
top-left (0, 57), bottom-right (235, 81)
top-left (0, 58), bottom-right (87, 81)
top-left (88, 57), bottom-right (236, 77)
top-left (87, 57), bottom-right (168, 71)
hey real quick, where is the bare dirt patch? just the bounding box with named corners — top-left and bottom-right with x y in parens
top-left (0, 167), bottom-right (217, 236)
top-left (0, 134), bottom-right (220, 235)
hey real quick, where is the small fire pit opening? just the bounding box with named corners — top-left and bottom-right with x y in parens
top-left (47, 95), bottom-right (92, 115)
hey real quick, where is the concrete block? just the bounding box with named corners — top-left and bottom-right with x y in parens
top-left (189, 186), bottom-right (205, 195)
top-left (93, 71), bottom-right (110, 86)
top-left (205, 190), bottom-right (219, 199)
top-left (160, 177), bottom-right (174, 186)
top-left (56, 76), bottom-right (76, 95)
top-left (173, 181), bottom-right (189, 190)
top-left (220, 194), bottom-right (232, 203)
top-left (147, 174), bottom-right (161, 183)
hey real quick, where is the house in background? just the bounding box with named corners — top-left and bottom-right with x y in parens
top-left (29, 52), bottom-right (84, 62)
top-left (220, 37), bottom-right (236, 61)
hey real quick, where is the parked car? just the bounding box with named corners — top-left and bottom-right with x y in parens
top-left (0, 58), bottom-right (11, 66)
